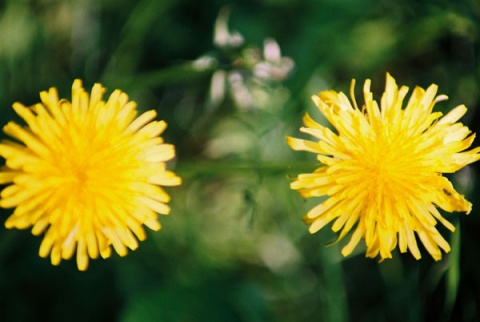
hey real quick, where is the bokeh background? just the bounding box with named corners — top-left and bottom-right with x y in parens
top-left (0, 0), bottom-right (480, 321)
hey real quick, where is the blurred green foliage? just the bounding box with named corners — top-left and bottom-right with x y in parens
top-left (0, 0), bottom-right (480, 321)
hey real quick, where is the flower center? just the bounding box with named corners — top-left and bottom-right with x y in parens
top-left (73, 167), bottom-right (88, 184)
top-left (359, 137), bottom-right (402, 191)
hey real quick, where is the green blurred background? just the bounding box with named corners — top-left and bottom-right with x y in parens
top-left (0, 0), bottom-right (480, 321)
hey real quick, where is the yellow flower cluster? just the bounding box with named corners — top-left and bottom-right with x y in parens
top-left (0, 80), bottom-right (181, 270)
top-left (288, 73), bottom-right (480, 261)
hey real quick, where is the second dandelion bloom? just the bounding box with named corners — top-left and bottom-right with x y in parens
top-left (0, 80), bottom-right (181, 270)
top-left (288, 73), bottom-right (480, 261)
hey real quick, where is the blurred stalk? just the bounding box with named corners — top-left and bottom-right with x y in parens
top-left (103, 61), bottom-right (216, 91)
top-left (176, 161), bottom-right (317, 179)
top-left (443, 223), bottom-right (461, 321)
top-left (379, 257), bottom-right (421, 322)
top-left (100, 0), bottom-right (177, 81)
top-left (319, 249), bottom-right (348, 322)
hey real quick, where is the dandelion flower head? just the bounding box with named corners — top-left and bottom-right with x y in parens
top-left (0, 80), bottom-right (181, 270)
top-left (287, 73), bottom-right (480, 261)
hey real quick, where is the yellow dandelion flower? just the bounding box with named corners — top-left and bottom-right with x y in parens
top-left (287, 73), bottom-right (480, 261)
top-left (0, 80), bottom-right (181, 270)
